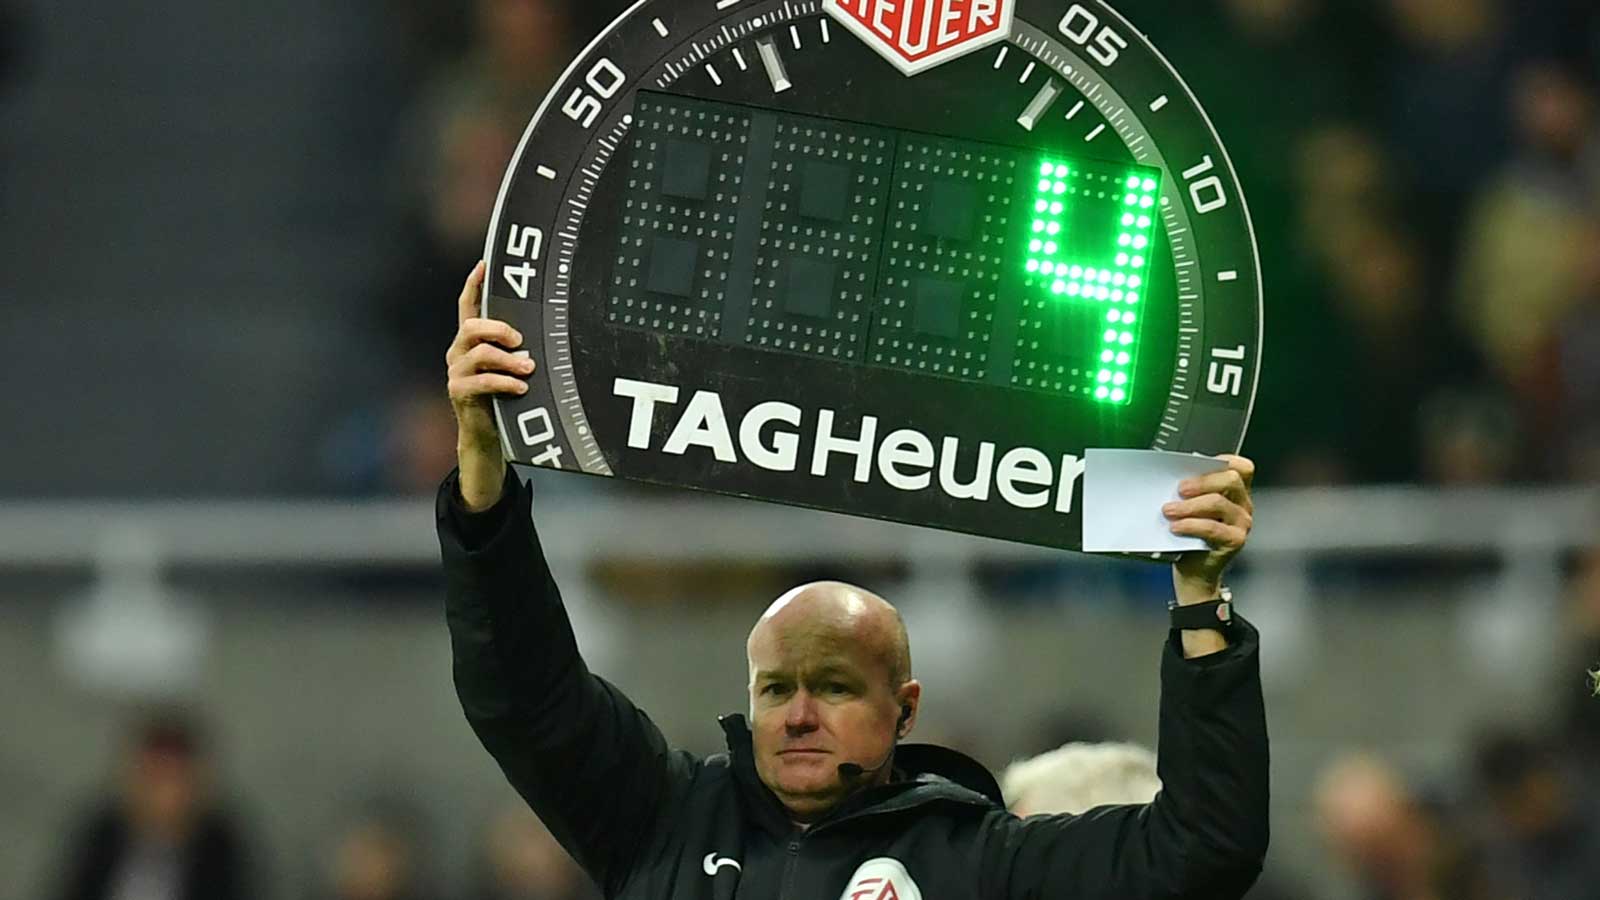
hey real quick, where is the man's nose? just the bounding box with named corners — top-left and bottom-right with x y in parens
top-left (784, 690), bottom-right (819, 733)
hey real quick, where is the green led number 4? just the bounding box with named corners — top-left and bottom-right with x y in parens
top-left (1021, 158), bottom-right (1161, 406)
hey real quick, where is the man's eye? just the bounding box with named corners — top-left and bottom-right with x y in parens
top-left (826, 682), bottom-right (850, 694)
top-left (762, 683), bottom-right (790, 696)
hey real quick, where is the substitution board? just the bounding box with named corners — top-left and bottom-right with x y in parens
top-left (482, 0), bottom-right (1261, 551)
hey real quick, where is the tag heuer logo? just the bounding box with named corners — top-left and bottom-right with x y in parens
top-left (823, 0), bottom-right (1014, 75)
top-left (839, 857), bottom-right (924, 900)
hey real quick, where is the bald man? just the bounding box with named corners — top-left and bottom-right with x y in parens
top-left (439, 264), bottom-right (1269, 900)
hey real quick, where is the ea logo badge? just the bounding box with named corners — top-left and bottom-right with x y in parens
top-left (823, 0), bottom-right (1013, 75)
top-left (839, 857), bottom-right (923, 900)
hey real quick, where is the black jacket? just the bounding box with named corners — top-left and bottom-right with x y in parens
top-left (438, 470), bottom-right (1269, 900)
top-left (52, 804), bottom-right (251, 900)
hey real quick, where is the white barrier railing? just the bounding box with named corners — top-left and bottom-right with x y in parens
top-left (1, 484), bottom-right (1593, 567)
top-left (2, 481), bottom-right (1594, 693)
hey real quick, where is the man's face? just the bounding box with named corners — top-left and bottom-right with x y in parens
top-left (746, 594), bottom-right (913, 822)
top-left (125, 748), bottom-right (203, 841)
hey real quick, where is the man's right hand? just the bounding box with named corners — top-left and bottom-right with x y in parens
top-left (446, 260), bottom-right (535, 512)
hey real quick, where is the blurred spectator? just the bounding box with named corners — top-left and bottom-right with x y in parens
top-left (1294, 126), bottom-right (1401, 271)
top-left (390, 0), bottom-right (576, 272)
top-left (1314, 752), bottom-right (1498, 900)
top-left (1557, 547), bottom-right (1600, 763)
top-left (468, 806), bottom-right (595, 900)
top-left (1380, 0), bottom-right (1514, 272)
top-left (1327, 223), bottom-right (1491, 483)
top-left (455, 0), bottom-right (574, 132)
top-left (325, 0), bottom-right (576, 495)
top-left (1455, 64), bottom-right (1600, 410)
top-left (388, 95), bottom-right (521, 376)
top-left (51, 711), bottom-right (253, 900)
top-left (315, 802), bottom-right (434, 900)
top-left (1470, 728), bottom-right (1600, 900)
top-left (326, 93), bottom-right (519, 494)
top-left (1000, 741), bottom-right (1160, 817)
top-left (1544, 224), bottom-right (1600, 480)
top-left (1246, 126), bottom-right (1391, 484)
top-left (1416, 387), bottom-right (1520, 485)
top-left (1256, 205), bottom-right (1490, 483)
top-left (1122, 0), bottom-right (1381, 303)
top-left (1001, 741), bottom-right (1299, 899)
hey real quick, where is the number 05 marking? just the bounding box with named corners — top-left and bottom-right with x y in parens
top-left (1058, 5), bottom-right (1128, 67)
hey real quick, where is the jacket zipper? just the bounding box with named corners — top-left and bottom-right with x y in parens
top-left (776, 837), bottom-right (802, 900)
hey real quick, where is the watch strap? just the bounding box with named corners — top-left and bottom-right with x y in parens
top-left (1169, 587), bottom-right (1235, 632)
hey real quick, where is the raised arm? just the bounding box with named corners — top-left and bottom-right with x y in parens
top-left (981, 455), bottom-right (1269, 900)
top-left (440, 263), bottom-right (687, 895)
top-left (448, 260), bottom-right (524, 513)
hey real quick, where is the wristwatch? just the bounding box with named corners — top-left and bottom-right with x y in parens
top-left (1169, 586), bottom-right (1235, 633)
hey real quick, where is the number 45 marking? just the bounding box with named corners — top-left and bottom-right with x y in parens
top-left (502, 225), bottom-right (543, 299)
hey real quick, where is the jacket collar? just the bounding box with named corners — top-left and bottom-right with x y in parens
top-left (717, 714), bottom-right (1003, 835)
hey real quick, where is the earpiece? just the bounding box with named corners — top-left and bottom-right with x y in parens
top-left (841, 706), bottom-right (915, 783)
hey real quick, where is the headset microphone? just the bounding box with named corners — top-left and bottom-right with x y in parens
top-left (838, 705), bottom-right (911, 782)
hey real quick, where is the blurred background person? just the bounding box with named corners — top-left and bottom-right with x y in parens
top-left (1416, 387), bottom-right (1521, 486)
top-left (1454, 63), bottom-right (1600, 469)
top-left (1379, 0), bottom-right (1513, 275)
top-left (50, 711), bottom-right (254, 900)
top-left (1314, 752), bottom-right (1500, 900)
top-left (323, 0), bottom-right (574, 496)
top-left (468, 806), bottom-right (595, 900)
top-left (1000, 741), bottom-right (1161, 817)
top-left (1541, 221), bottom-right (1600, 481)
top-left (1469, 728), bottom-right (1600, 900)
top-left (1001, 741), bottom-right (1299, 899)
top-left (313, 801), bottom-right (434, 900)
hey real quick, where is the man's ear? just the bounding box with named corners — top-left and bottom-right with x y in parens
top-left (894, 680), bottom-right (923, 738)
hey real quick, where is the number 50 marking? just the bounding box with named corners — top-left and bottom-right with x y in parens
top-left (562, 58), bottom-right (626, 129)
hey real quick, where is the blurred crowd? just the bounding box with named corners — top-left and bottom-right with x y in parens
top-left (320, 0), bottom-right (585, 495)
top-left (1107, 0), bottom-right (1600, 487)
top-left (46, 549), bottom-right (1600, 900)
top-left (1300, 545), bottom-right (1600, 900)
top-left (326, 0), bottom-right (1600, 493)
top-left (49, 711), bottom-right (600, 900)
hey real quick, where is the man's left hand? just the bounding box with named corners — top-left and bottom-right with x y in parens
top-left (1164, 454), bottom-right (1254, 605)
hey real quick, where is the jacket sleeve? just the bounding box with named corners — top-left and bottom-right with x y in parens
top-left (980, 617), bottom-right (1270, 900)
top-left (438, 468), bottom-right (685, 896)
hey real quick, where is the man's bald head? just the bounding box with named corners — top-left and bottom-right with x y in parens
top-left (745, 581), bottom-right (922, 821)
top-left (747, 581), bottom-right (911, 689)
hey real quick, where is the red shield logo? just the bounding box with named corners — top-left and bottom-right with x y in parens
top-left (823, 0), bottom-right (1015, 76)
